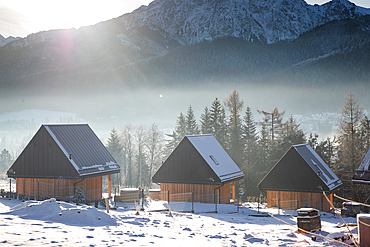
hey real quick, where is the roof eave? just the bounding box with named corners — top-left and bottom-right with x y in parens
top-left (352, 179), bottom-right (370, 184)
top-left (80, 169), bottom-right (121, 178)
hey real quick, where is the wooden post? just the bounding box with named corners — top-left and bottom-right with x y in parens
top-left (232, 182), bottom-right (235, 202)
top-left (105, 198), bottom-right (109, 213)
top-left (330, 193), bottom-right (333, 206)
top-left (191, 192), bottom-right (194, 213)
top-left (108, 175), bottom-right (111, 198)
top-left (215, 190), bottom-right (218, 213)
top-left (167, 190), bottom-right (170, 205)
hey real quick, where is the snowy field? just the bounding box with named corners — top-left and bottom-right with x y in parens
top-left (0, 196), bottom-right (361, 247)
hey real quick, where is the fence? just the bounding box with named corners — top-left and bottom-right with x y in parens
top-left (2, 180), bottom-right (238, 214)
top-left (267, 197), bottom-right (331, 212)
top-left (146, 190), bottom-right (238, 214)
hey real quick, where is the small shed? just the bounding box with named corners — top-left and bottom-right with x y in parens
top-left (352, 148), bottom-right (370, 184)
top-left (152, 134), bottom-right (244, 204)
top-left (7, 124), bottom-right (120, 201)
top-left (258, 144), bottom-right (342, 211)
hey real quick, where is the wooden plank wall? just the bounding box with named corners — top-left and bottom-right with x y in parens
top-left (267, 191), bottom-right (330, 211)
top-left (16, 177), bottom-right (102, 201)
top-left (160, 183), bottom-right (231, 204)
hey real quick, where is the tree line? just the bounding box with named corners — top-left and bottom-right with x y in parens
top-left (1, 89), bottom-right (367, 202)
top-left (106, 90), bottom-right (370, 202)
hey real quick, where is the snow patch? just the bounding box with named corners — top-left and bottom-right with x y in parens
top-left (2, 198), bottom-right (118, 226)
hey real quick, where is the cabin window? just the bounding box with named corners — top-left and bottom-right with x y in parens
top-left (209, 155), bottom-right (219, 165)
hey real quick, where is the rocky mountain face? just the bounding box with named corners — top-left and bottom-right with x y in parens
top-left (119, 0), bottom-right (369, 45)
top-left (0, 0), bottom-right (370, 94)
top-left (0, 34), bottom-right (20, 47)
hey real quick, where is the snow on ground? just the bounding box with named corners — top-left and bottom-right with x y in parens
top-left (0, 197), bottom-right (361, 246)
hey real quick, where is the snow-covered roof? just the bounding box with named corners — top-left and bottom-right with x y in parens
top-left (352, 148), bottom-right (370, 184)
top-left (152, 134), bottom-right (244, 185)
top-left (294, 144), bottom-right (341, 191)
top-left (258, 144), bottom-right (342, 193)
top-left (186, 135), bottom-right (244, 183)
top-left (7, 124), bottom-right (120, 179)
top-left (357, 148), bottom-right (370, 171)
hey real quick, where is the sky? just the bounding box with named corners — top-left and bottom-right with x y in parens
top-left (0, 0), bottom-right (370, 38)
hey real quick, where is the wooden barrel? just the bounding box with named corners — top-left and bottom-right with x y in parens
top-left (358, 214), bottom-right (370, 247)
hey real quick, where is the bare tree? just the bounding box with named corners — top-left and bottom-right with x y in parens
top-left (135, 125), bottom-right (148, 188)
top-left (337, 92), bottom-right (365, 200)
top-left (145, 123), bottom-right (164, 188)
top-left (121, 124), bottom-right (134, 187)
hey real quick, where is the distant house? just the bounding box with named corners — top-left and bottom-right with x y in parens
top-left (352, 148), bottom-right (370, 184)
top-left (258, 144), bottom-right (342, 211)
top-left (152, 134), bottom-right (244, 204)
top-left (7, 124), bottom-right (120, 201)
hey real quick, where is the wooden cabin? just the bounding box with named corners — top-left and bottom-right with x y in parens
top-left (258, 144), bottom-right (342, 211)
top-left (7, 124), bottom-right (120, 201)
top-left (152, 134), bottom-right (244, 204)
top-left (353, 147), bottom-right (370, 184)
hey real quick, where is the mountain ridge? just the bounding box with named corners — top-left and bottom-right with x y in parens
top-left (0, 0), bottom-right (369, 95)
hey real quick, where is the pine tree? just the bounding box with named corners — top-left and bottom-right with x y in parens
top-left (257, 107), bottom-right (285, 143)
top-left (185, 105), bottom-right (199, 135)
top-left (242, 106), bottom-right (259, 169)
top-left (175, 112), bottom-right (187, 140)
top-left (210, 98), bottom-right (222, 135)
top-left (164, 131), bottom-right (178, 159)
top-left (318, 137), bottom-right (337, 169)
top-left (200, 106), bottom-right (212, 134)
top-left (241, 107), bottom-right (259, 197)
top-left (164, 112), bottom-right (186, 159)
top-left (217, 107), bottom-right (229, 148)
top-left (277, 116), bottom-right (306, 154)
top-left (249, 123), bottom-right (272, 196)
top-left (209, 97), bottom-right (228, 147)
top-left (258, 107), bottom-right (285, 165)
top-left (106, 128), bottom-right (123, 190)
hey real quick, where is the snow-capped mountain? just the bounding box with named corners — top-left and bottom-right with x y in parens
top-left (0, 0), bottom-right (369, 95)
top-left (118, 0), bottom-right (369, 45)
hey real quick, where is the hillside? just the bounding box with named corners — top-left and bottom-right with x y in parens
top-left (0, 0), bottom-right (369, 125)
